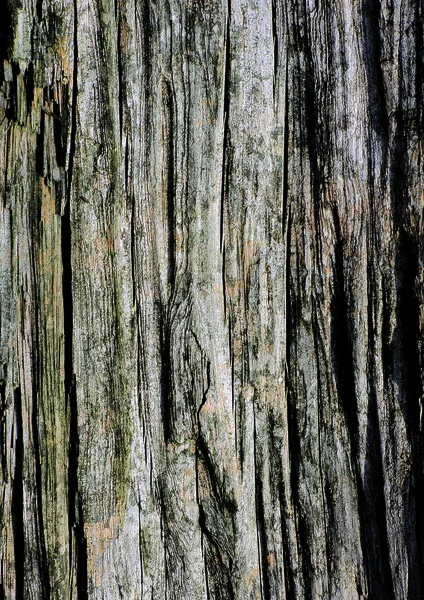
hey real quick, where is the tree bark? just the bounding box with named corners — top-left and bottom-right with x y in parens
top-left (0, 0), bottom-right (423, 598)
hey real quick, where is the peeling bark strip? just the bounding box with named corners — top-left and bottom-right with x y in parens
top-left (0, 0), bottom-right (423, 598)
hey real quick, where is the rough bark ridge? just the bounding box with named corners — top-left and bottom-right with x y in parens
top-left (0, 0), bottom-right (423, 598)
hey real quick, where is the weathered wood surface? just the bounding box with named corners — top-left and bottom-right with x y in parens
top-left (1, 0), bottom-right (423, 598)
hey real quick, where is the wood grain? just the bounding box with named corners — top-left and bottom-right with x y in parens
top-left (0, 0), bottom-right (423, 598)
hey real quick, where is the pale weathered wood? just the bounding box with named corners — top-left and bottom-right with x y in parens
top-left (0, 0), bottom-right (423, 598)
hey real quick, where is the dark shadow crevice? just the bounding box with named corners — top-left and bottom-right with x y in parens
top-left (63, 1), bottom-right (88, 596)
top-left (162, 79), bottom-right (176, 292)
top-left (362, 0), bottom-right (389, 142)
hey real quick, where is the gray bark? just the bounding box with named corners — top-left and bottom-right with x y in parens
top-left (0, 0), bottom-right (423, 598)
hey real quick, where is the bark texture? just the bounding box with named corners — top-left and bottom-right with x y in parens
top-left (1, 0), bottom-right (424, 598)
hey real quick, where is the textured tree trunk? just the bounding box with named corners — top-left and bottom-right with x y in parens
top-left (0, 0), bottom-right (423, 598)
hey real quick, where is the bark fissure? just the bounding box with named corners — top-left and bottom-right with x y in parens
top-left (30, 214), bottom-right (51, 600)
top-left (11, 387), bottom-right (24, 600)
top-left (366, 255), bottom-right (396, 600)
top-left (272, 0), bottom-right (278, 104)
top-left (220, 0), bottom-right (231, 255)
